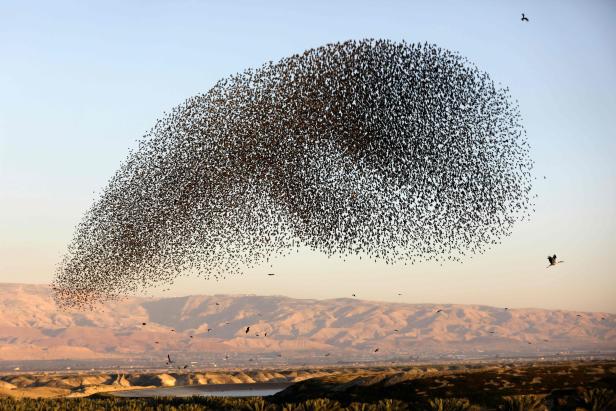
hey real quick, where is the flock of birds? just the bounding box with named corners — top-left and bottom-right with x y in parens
top-left (46, 13), bottom-right (596, 368)
top-left (53, 38), bottom-right (534, 310)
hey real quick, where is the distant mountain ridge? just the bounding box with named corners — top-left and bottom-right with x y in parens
top-left (0, 283), bottom-right (614, 361)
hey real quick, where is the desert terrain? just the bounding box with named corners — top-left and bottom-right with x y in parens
top-left (0, 360), bottom-right (614, 410)
top-left (0, 283), bottom-right (614, 368)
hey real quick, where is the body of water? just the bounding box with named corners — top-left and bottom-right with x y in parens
top-left (111, 382), bottom-right (291, 398)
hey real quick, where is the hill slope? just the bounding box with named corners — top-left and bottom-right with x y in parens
top-left (0, 283), bottom-right (614, 361)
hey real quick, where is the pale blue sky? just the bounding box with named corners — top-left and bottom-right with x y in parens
top-left (1, 1), bottom-right (615, 312)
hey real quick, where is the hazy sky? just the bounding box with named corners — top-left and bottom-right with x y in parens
top-left (1, 1), bottom-right (615, 313)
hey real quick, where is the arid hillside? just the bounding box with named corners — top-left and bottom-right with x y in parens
top-left (0, 283), bottom-right (614, 361)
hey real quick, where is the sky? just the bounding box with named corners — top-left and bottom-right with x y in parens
top-left (1, 1), bottom-right (615, 313)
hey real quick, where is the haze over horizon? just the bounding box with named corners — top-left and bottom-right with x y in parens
top-left (1, 1), bottom-right (615, 313)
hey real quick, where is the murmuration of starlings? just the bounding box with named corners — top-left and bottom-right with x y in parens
top-left (53, 39), bottom-right (534, 309)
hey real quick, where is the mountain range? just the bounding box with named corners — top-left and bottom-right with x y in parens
top-left (0, 283), bottom-right (614, 362)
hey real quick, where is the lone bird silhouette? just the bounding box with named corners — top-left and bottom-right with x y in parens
top-left (245, 326), bottom-right (250, 334)
top-left (521, 13), bottom-right (529, 22)
top-left (167, 354), bottom-right (173, 364)
top-left (547, 254), bottom-right (564, 268)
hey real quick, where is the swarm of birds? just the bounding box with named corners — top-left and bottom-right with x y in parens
top-left (52, 39), bottom-right (534, 309)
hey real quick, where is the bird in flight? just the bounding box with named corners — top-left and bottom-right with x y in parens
top-left (189, 335), bottom-right (193, 338)
top-left (436, 309), bottom-right (443, 313)
top-left (547, 254), bottom-right (564, 268)
top-left (267, 273), bottom-right (275, 276)
top-left (325, 353), bottom-right (330, 357)
top-left (245, 326), bottom-right (250, 334)
top-left (352, 294), bottom-right (356, 297)
top-left (167, 354), bottom-right (174, 364)
top-left (521, 13), bottom-right (529, 22)
top-left (141, 322), bottom-right (147, 326)
top-left (374, 348), bottom-right (379, 352)
top-left (394, 329), bottom-right (399, 332)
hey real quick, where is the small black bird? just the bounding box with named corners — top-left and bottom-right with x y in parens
top-left (436, 309), bottom-right (443, 313)
top-left (167, 354), bottom-right (173, 363)
top-left (374, 348), bottom-right (379, 352)
top-left (325, 353), bottom-right (330, 356)
top-left (521, 13), bottom-right (529, 22)
top-left (245, 326), bottom-right (250, 334)
top-left (142, 322), bottom-right (147, 326)
top-left (267, 273), bottom-right (275, 276)
top-left (352, 294), bottom-right (356, 297)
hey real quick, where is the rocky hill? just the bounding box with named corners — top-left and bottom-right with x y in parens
top-left (0, 283), bottom-right (614, 361)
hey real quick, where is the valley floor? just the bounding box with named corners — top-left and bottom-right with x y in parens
top-left (0, 360), bottom-right (615, 409)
